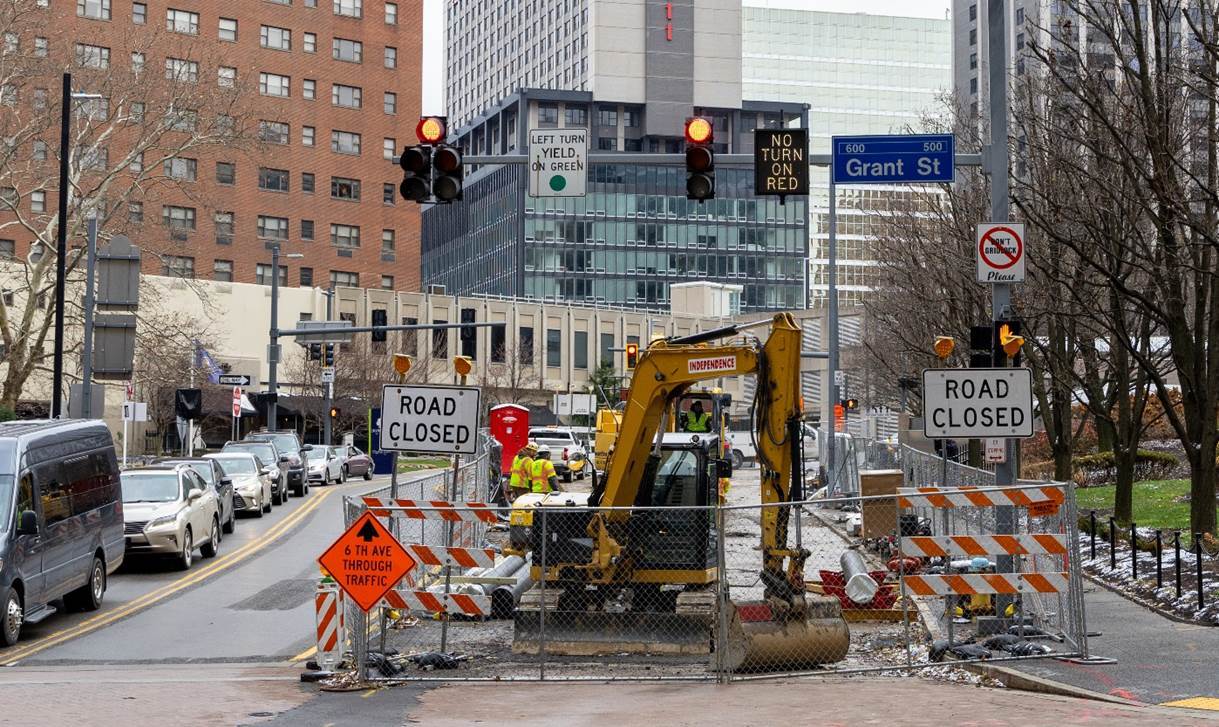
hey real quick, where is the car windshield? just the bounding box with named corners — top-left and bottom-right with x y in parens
top-left (329, 446), bottom-right (343, 457)
top-left (213, 457), bottom-right (256, 475)
top-left (122, 472), bottom-right (181, 503)
top-left (226, 442), bottom-right (277, 461)
top-left (0, 475), bottom-right (12, 533)
top-left (305, 448), bottom-right (328, 462)
top-left (185, 463), bottom-right (215, 486)
top-left (252, 434), bottom-right (299, 453)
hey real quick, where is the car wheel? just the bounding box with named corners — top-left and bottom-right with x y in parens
top-left (562, 471), bottom-right (573, 483)
top-left (363, 466), bottom-right (373, 481)
top-left (201, 518), bottom-right (219, 558)
top-left (731, 450), bottom-right (745, 469)
top-left (179, 527), bottom-right (194, 571)
top-left (341, 466), bottom-right (348, 483)
top-left (66, 555), bottom-right (106, 612)
top-left (261, 495), bottom-right (271, 515)
top-left (272, 487), bottom-right (283, 506)
top-left (223, 507), bottom-right (235, 534)
top-left (1, 587), bottom-right (21, 647)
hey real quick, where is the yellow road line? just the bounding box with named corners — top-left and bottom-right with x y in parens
top-left (360, 688), bottom-right (377, 698)
top-left (1161, 697), bottom-right (1219, 711)
top-left (2, 488), bottom-right (337, 665)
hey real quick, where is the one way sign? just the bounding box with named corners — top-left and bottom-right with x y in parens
top-left (218, 374), bottom-right (252, 386)
top-left (317, 512), bottom-right (416, 611)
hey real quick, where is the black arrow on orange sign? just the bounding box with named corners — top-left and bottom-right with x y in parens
top-left (357, 519), bottom-right (379, 543)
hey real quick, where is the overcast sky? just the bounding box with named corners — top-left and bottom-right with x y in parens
top-left (420, 0), bottom-right (954, 115)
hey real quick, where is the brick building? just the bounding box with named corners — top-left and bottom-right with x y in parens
top-left (0, 0), bottom-right (422, 290)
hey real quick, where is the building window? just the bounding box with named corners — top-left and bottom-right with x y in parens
top-left (130, 52), bottom-right (145, 74)
top-left (573, 331), bottom-right (588, 369)
top-left (538, 103), bottom-right (558, 127)
top-left (333, 0), bottom-right (361, 18)
top-left (382, 137), bottom-right (395, 160)
top-left (546, 329), bottom-right (561, 368)
top-left (331, 130), bottom-right (361, 155)
top-left (75, 43), bottom-right (110, 69)
top-left (299, 267), bottom-right (313, 286)
top-left (491, 325), bottom-right (506, 363)
top-left (256, 264), bottom-right (287, 286)
top-left (598, 108), bottom-right (617, 127)
top-left (167, 107), bottom-right (196, 131)
top-left (383, 92), bottom-right (396, 115)
top-left (381, 229), bottom-right (394, 253)
top-left (332, 37), bottom-right (362, 62)
top-left (302, 126), bottom-right (315, 147)
top-left (257, 215), bottom-right (289, 239)
top-left (213, 259), bottom-right (233, 282)
top-left (383, 183), bottom-right (395, 205)
top-left (598, 138), bottom-right (616, 151)
top-left (215, 211), bottom-right (233, 244)
top-left (163, 255), bottom-right (194, 278)
top-left (1016, 7), bottom-right (1024, 24)
top-left (970, 77), bottom-right (978, 94)
top-left (2, 188), bottom-right (19, 209)
top-left (218, 17), bottom-right (237, 41)
top-left (331, 83), bottom-right (362, 108)
top-left (519, 327), bottom-right (534, 365)
top-left (128, 201), bottom-right (143, 223)
top-left (301, 219), bottom-right (315, 240)
top-left (163, 157), bottom-right (197, 181)
top-left (33, 140), bottom-right (47, 161)
top-left (260, 120), bottom-right (290, 145)
top-left (969, 53), bottom-right (977, 70)
top-left (32, 88), bottom-right (47, 110)
top-left (132, 2), bottom-right (145, 23)
top-left (380, 275), bottom-right (394, 289)
top-left (623, 110), bottom-right (639, 128)
top-left (385, 2), bottom-right (396, 25)
top-left (565, 107), bottom-right (586, 126)
top-left (34, 37), bottom-right (48, 57)
top-left (218, 66), bottom-right (236, 87)
top-left (969, 3), bottom-right (976, 20)
top-left (77, 0), bottom-right (110, 20)
top-left (260, 72), bottom-right (290, 97)
top-left (166, 8), bottom-right (198, 34)
top-left (1016, 33), bottom-right (1025, 50)
top-left (165, 57), bottom-right (199, 83)
top-left (331, 177), bottom-right (361, 200)
top-left (623, 138), bottom-right (642, 152)
top-left (260, 25), bottom-right (291, 50)
top-left (31, 191), bottom-right (45, 213)
top-left (384, 46), bottom-right (396, 68)
top-left (259, 167), bottom-right (290, 192)
top-left (330, 223), bottom-right (360, 248)
top-left (330, 270), bottom-right (359, 288)
top-left (301, 172), bottom-right (315, 193)
top-left (431, 321), bottom-right (447, 359)
top-left (600, 332), bottom-right (614, 367)
top-left (970, 28), bottom-right (976, 45)
top-left (216, 162), bottom-right (235, 185)
top-left (161, 205), bottom-right (196, 231)
top-left (305, 80), bottom-right (320, 101)
top-left (131, 102), bottom-right (145, 122)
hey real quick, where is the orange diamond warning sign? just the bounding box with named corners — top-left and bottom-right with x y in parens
top-left (318, 512), bottom-right (416, 612)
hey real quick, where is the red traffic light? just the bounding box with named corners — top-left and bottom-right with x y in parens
top-left (685, 117), bottom-right (713, 145)
top-left (625, 342), bottom-right (639, 369)
top-left (416, 116), bottom-right (447, 144)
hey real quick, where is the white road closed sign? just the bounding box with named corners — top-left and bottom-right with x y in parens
top-left (922, 368), bottom-right (1034, 439)
top-left (379, 385), bottom-right (481, 455)
top-left (976, 223), bottom-right (1025, 283)
top-left (529, 128), bottom-right (587, 198)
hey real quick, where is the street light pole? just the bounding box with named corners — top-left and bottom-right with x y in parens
top-left (323, 286), bottom-right (334, 445)
top-left (52, 72), bottom-right (71, 418)
top-left (267, 243), bottom-right (281, 428)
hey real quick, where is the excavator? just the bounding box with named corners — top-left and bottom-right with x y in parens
top-left (509, 313), bottom-right (849, 671)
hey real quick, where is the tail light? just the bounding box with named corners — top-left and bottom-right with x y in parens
top-left (562, 448), bottom-right (569, 461)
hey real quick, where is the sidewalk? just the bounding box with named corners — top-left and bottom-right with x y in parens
top-left (1005, 578), bottom-right (1219, 707)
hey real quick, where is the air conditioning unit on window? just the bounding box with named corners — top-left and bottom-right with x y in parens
top-left (427, 284), bottom-right (447, 295)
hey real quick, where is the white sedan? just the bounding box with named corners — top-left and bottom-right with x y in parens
top-left (205, 452), bottom-right (274, 516)
top-left (306, 446), bottom-right (344, 485)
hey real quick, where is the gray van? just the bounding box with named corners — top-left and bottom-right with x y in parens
top-left (0, 420), bottom-right (125, 646)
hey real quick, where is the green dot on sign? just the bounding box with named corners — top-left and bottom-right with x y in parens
top-left (549, 175), bottom-right (567, 191)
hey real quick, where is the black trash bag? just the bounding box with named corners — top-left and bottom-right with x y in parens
top-left (981, 634), bottom-right (1022, 650)
top-left (1004, 641), bottom-right (1052, 656)
top-left (410, 652), bottom-right (461, 670)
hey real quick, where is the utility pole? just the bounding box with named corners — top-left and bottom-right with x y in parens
top-left (323, 287), bottom-right (334, 445)
top-left (52, 73), bottom-right (71, 418)
top-left (80, 217), bottom-right (97, 419)
top-left (267, 244), bottom-right (281, 429)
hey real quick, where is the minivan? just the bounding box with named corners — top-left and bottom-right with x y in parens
top-left (0, 420), bottom-right (125, 646)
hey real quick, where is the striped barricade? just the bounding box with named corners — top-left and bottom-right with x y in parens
top-left (404, 544), bottom-right (496, 569)
top-left (362, 497), bottom-right (500, 524)
top-left (902, 572), bottom-right (1070, 596)
top-left (897, 485), bottom-right (1064, 510)
top-left (383, 588), bottom-right (491, 618)
top-left (314, 581), bottom-right (346, 671)
top-left (902, 534), bottom-right (1068, 558)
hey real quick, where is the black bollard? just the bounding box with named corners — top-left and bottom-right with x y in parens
top-left (1131, 522), bottom-right (1138, 579)
top-left (1109, 517), bottom-right (1117, 570)
top-left (1196, 533), bottom-right (1205, 610)
top-left (1175, 531), bottom-right (1183, 599)
top-left (1090, 511), bottom-right (1097, 560)
top-left (1156, 530), bottom-right (1163, 589)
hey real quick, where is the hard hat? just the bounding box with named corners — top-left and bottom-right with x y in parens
top-left (525, 441), bottom-right (539, 453)
top-left (536, 445), bottom-right (551, 457)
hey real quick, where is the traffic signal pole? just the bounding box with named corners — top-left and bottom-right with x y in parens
top-left (323, 287), bottom-right (334, 446)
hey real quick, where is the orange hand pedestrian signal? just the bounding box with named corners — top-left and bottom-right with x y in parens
top-left (318, 512), bottom-right (416, 612)
top-left (998, 324), bottom-right (1024, 358)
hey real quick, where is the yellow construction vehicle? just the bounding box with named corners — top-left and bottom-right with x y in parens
top-left (509, 313), bottom-right (848, 671)
top-left (592, 407), bottom-right (622, 472)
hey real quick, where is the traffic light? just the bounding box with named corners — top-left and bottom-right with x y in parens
top-left (323, 343), bottom-right (334, 366)
top-left (309, 343), bottom-right (322, 361)
top-left (841, 398), bottom-right (859, 411)
top-left (933, 335), bottom-right (955, 360)
top-left (329, 406), bottom-right (339, 419)
top-left (684, 117), bottom-right (715, 202)
top-left (399, 145), bottom-right (431, 202)
top-left (432, 144), bottom-right (463, 202)
top-left (998, 323), bottom-right (1024, 358)
top-left (371, 309), bottom-right (388, 343)
top-left (399, 116), bottom-right (455, 204)
top-left (625, 342), bottom-right (639, 369)
top-left (993, 320), bottom-right (1023, 366)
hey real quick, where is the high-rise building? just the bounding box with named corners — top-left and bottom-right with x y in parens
top-left (0, 0), bottom-right (422, 290)
top-left (953, 0), bottom-right (1044, 120)
top-left (742, 3), bottom-right (951, 307)
top-left (425, 0), bottom-right (808, 313)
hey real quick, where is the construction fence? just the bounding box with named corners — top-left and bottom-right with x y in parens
top-left (330, 439), bottom-right (1089, 682)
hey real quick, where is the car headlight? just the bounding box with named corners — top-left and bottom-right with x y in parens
top-left (237, 482), bottom-right (260, 495)
top-left (146, 512), bottom-right (182, 530)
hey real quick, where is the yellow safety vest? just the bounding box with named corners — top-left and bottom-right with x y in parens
top-left (530, 458), bottom-right (557, 493)
top-left (686, 411), bottom-right (712, 432)
top-left (510, 455), bottom-right (533, 489)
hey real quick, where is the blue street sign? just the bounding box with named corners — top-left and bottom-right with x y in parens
top-left (831, 134), bottom-right (955, 185)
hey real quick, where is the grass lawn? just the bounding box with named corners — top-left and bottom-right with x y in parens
top-left (396, 456), bottom-right (453, 473)
top-left (1075, 479), bottom-right (1191, 530)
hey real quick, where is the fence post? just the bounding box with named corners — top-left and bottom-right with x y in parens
top-left (715, 504), bottom-right (730, 682)
top-left (1175, 531), bottom-right (1182, 599)
top-left (538, 508), bottom-right (548, 681)
top-left (1130, 522), bottom-right (1137, 579)
top-left (895, 499), bottom-right (914, 668)
top-left (1109, 517), bottom-right (1116, 570)
top-left (1090, 510), bottom-right (1097, 560)
top-left (1156, 530), bottom-right (1163, 590)
top-left (1195, 533), bottom-right (1205, 609)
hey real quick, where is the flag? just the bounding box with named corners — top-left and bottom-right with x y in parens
top-left (194, 341), bottom-right (223, 384)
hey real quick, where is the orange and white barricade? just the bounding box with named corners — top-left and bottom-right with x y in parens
top-left (902, 572), bottom-right (1070, 597)
top-left (902, 534), bottom-right (1067, 558)
top-left (383, 588), bottom-right (491, 618)
top-left (314, 579), bottom-right (346, 671)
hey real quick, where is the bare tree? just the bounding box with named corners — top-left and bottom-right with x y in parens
top-left (483, 342), bottom-right (542, 407)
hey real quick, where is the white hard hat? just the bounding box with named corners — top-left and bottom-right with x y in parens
top-left (536, 445), bottom-right (551, 457)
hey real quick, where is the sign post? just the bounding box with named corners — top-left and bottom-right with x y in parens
top-left (528, 128), bottom-right (587, 197)
top-left (976, 223), bottom-right (1026, 283)
top-left (231, 386), bottom-right (242, 441)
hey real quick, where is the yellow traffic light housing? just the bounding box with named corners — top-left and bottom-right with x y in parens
top-left (453, 355), bottom-right (473, 377)
top-left (392, 354), bottom-right (413, 376)
top-left (933, 336), bottom-right (956, 360)
top-left (998, 324), bottom-right (1024, 358)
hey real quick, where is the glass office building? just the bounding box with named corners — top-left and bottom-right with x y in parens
top-left (422, 90), bottom-right (809, 312)
top-left (742, 5), bottom-right (951, 306)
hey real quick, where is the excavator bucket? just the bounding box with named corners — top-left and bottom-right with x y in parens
top-left (720, 595), bottom-right (850, 672)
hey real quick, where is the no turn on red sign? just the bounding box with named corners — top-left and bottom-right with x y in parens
top-left (976, 223), bottom-right (1025, 283)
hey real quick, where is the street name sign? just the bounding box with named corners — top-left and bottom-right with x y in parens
top-left (318, 512), bottom-right (416, 612)
top-left (379, 384), bottom-right (481, 455)
top-left (529, 128), bottom-right (587, 197)
top-left (294, 320), bottom-right (354, 344)
top-left (922, 368), bottom-right (1034, 439)
top-left (755, 128), bottom-right (809, 196)
top-left (218, 374), bottom-right (252, 386)
top-left (976, 223), bottom-right (1026, 283)
top-left (832, 134), bottom-right (955, 185)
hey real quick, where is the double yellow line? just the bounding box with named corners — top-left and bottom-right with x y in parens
top-left (2, 487), bottom-right (337, 666)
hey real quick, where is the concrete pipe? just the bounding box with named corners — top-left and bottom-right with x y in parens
top-left (491, 555), bottom-right (535, 619)
top-left (840, 549), bottom-right (878, 605)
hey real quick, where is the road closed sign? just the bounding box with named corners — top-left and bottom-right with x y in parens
top-left (977, 223), bottom-right (1026, 283)
top-left (529, 128), bottom-right (587, 198)
top-left (922, 368), bottom-right (1034, 439)
top-left (380, 384), bottom-right (482, 455)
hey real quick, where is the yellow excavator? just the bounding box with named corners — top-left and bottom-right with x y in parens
top-left (509, 313), bottom-right (848, 671)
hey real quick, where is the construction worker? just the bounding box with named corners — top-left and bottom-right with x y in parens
top-left (684, 400), bottom-right (712, 433)
top-left (509, 442), bottom-right (538, 501)
top-left (530, 445), bottom-right (560, 494)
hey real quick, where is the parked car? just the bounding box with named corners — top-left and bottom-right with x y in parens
top-left (121, 464), bottom-right (220, 570)
top-left (154, 457), bottom-right (235, 536)
top-left (339, 445), bottom-right (375, 481)
top-left (244, 431), bottom-right (311, 496)
top-left (727, 424), bottom-right (820, 469)
top-left (305, 446), bottom-right (344, 485)
top-left (527, 428), bottom-right (590, 482)
top-left (222, 440), bottom-right (287, 505)
top-left (204, 453), bottom-right (273, 517)
top-left (0, 420), bottom-right (125, 646)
